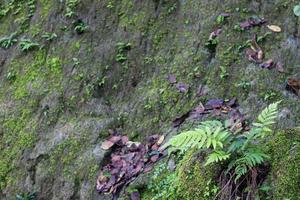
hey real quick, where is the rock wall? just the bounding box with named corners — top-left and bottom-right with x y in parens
top-left (0, 0), bottom-right (299, 199)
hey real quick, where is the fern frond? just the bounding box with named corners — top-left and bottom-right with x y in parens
top-left (205, 150), bottom-right (231, 166)
top-left (227, 138), bottom-right (245, 153)
top-left (253, 101), bottom-right (281, 133)
top-left (242, 101), bottom-right (280, 150)
top-left (227, 148), bottom-right (269, 183)
top-left (163, 120), bottom-right (230, 153)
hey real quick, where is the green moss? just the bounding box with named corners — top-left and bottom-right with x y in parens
top-left (40, 0), bottom-right (53, 20)
top-left (175, 150), bottom-right (221, 200)
top-left (48, 135), bottom-right (87, 179)
top-left (266, 129), bottom-right (300, 200)
top-left (142, 162), bottom-right (177, 200)
top-left (141, 150), bottom-right (220, 200)
top-left (12, 51), bottom-right (63, 99)
top-left (0, 48), bottom-right (64, 190)
top-left (0, 100), bottom-right (38, 190)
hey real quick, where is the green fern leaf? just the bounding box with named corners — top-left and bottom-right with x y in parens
top-left (230, 148), bottom-right (269, 183)
top-left (205, 150), bottom-right (231, 166)
top-left (163, 120), bottom-right (230, 153)
top-left (254, 101), bottom-right (281, 130)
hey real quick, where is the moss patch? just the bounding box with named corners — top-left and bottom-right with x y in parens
top-left (266, 129), bottom-right (300, 200)
top-left (141, 149), bottom-right (221, 200)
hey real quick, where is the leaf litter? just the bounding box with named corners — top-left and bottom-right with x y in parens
top-left (97, 134), bottom-right (165, 197)
top-left (172, 98), bottom-right (245, 130)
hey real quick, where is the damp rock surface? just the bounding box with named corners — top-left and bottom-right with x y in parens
top-left (0, 0), bottom-right (300, 199)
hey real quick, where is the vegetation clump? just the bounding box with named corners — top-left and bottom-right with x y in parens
top-left (266, 129), bottom-right (300, 200)
top-left (0, 32), bottom-right (17, 49)
top-left (163, 102), bottom-right (280, 199)
top-left (19, 39), bottom-right (39, 52)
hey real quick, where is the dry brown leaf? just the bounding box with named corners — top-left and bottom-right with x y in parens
top-left (267, 25), bottom-right (281, 33)
top-left (101, 140), bottom-right (114, 150)
top-left (156, 135), bottom-right (165, 145)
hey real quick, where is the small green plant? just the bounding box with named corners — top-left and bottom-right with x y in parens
top-left (163, 101), bottom-right (280, 184)
top-left (263, 91), bottom-right (278, 101)
top-left (257, 32), bottom-right (272, 43)
top-left (19, 39), bottom-right (39, 52)
top-left (236, 81), bottom-right (251, 90)
top-left (74, 21), bottom-right (88, 34)
top-left (115, 42), bottom-right (131, 63)
top-left (65, 7), bottom-right (75, 17)
top-left (216, 15), bottom-right (225, 25)
top-left (205, 37), bottom-right (219, 52)
top-left (6, 70), bottom-right (17, 82)
top-left (0, 32), bottom-right (18, 49)
top-left (107, 1), bottom-right (114, 9)
top-left (204, 179), bottom-right (219, 198)
top-left (27, 0), bottom-right (36, 18)
top-left (147, 163), bottom-right (178, 200)
top-left (219, 66), bottom-right (229, 79)
top-left (234, 24), bottom-right (243, 32)
top-left (65, 0), bottom-right (79, 17)
top-left (42, 32), bottom-right (57, 41)
top-left (98, 76), bottom-right (108, 87)
top-left (167, 3), bottom-right (177, 14)
top-left (16, 192), bottom-right (36, 200)
top-left (72, 57), bottom-right (80, 66)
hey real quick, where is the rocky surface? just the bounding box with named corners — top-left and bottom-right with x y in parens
top-left (0, 0), bottom-right (300, 199)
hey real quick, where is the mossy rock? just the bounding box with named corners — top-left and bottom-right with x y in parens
top-left (266, 129), bottom-right (300, 200)
top-left (175, 150), bottom-right (222, 200)
top-left (141, 150), bottom-right (221, 200)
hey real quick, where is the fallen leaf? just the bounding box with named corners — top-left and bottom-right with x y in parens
top-left (151, 144), bottom-right (159, 151)
top-left (245, 35), bottom-right (264, 63)
top-left (267, 25), bottom-right (281, 33)
top-left (176, 82), bottom-right (189, 93)
top-left (109, 136), bottom-right (121, 143)
top-left (226, 97), bottom-right (237, 107)
top-left (259, 59), bottom-right (274, 69)
top-left (121, 136), bottom-right (129, 145)
top-left (246, 48), bottom-right (259, 62)
top-left (205, 99), bottom-right (224, 109)
top-left (97, 172), bottom-right (108, 183)
top-left (150, 155), bottom-right (159, 162)
top-left (156, 135), bottom-right (165, 145)
top-left (167, 74), bottom-right (177, 84)
top-left (240, 16), bottom-right (266, 29)
top-left (101, 140), bottom-right (114, 150)
top-left (287, 78), bottom-right (300, 96)
top-left (97, 134), bottom-right (164, 195)
top-left (190, 103), bottom-right (206, 119)
top-left (209, 28), bottom-right (222, 40)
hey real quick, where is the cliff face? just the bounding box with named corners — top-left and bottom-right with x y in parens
top-left (0, 0), bottom-right (299, 199)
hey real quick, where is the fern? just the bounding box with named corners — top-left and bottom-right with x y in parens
top-left (163, 102), bottom-right (280, 186)
top-left (227, 148), bottom-right (269, 183)
top-left (242, 101), bottom-right (280, 150)
top-left (19, 39), bottom-right (39, 52)
top-left (0, 32), bottom-right (17, 49)
top-left (163, 120), bottom-right (230, 153)
top-left (205, 150), bottom-right (231, 166)
top-left (252, 101), bottom-right (281, 134)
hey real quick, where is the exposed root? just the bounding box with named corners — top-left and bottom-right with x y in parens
top-left (215, 165), bottom-right (269, 200)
